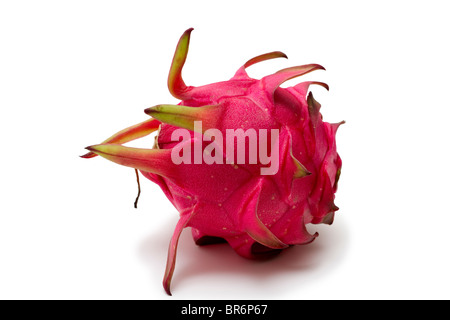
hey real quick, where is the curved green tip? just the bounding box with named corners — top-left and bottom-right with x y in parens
top-left (145, 104), bottom-right (222, 132)
top-left (168, 28), bottom-right (194, 100)
top-left (243, 51), bottom-right (288, 69)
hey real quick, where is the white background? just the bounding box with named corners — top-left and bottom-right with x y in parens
top-left (1, 0), bottom-right (449, 300)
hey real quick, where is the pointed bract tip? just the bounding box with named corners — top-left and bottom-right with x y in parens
top-left (312, 81), bottom-right (329, 91)
top-left (292, 155), bottom-right (311, 179)
top-left (307, 91), bottom-right (316, 102)
top-left (180, 28), bottom-right (194, 42)
top-left (243, 51), bottom-right (288, 69)
top-left (80, 119), bottom-right (161, 160)
top-left (145, 104), bottom-right (200, 131)
top-left (310, 64), bottom-right (325, 71)
top-left (168, 28), bottom-right (195, 100)
top-left (144, 105), bottom-right (160, 116)
top-left (331, 120), bottom-right (346, 135)
top-left (275, 64), bottom-right (325, 75)
top-left (85, 145), bottom-right (97, 153)
top-left (322, 212), bottom-right (335, 225)
top-left (307, 91), bottom-right (322, 113)
top-left (84, 143), bottom-right (173, 177)
top-left (234, 51), bottom-right (289, 79)
top-left (85, 145), bottom-right (110, 158)
top-left (293, 81), bottom-right (329, 97)
top-left (335, 120), bottom-right (346, 128)
top-left (163, 281), bottom-right (173, 296)
top-left (80, 151), bottom-right (96, 159)
top-left (263, 64), bottom-right (326, 94)
top-left (294, 167), bottom-right (311, 178)
top-left (145, 104), bottom-right (221, 132)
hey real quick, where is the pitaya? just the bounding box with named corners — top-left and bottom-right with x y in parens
top-left (82, 28), bottom-right (343, 295)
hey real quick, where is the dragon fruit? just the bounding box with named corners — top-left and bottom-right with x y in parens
top-left (82, 28), bottom-right (343, 295)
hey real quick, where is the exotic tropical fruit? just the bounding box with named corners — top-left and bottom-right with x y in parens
top-left (82, 28), bottom-right (343, 295)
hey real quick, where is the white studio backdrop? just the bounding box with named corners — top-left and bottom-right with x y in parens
top-left (0, 1), bottom-right (449, 299)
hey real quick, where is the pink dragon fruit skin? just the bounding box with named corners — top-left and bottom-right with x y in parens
top-left (83, 28), bottom-right (343, 295)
